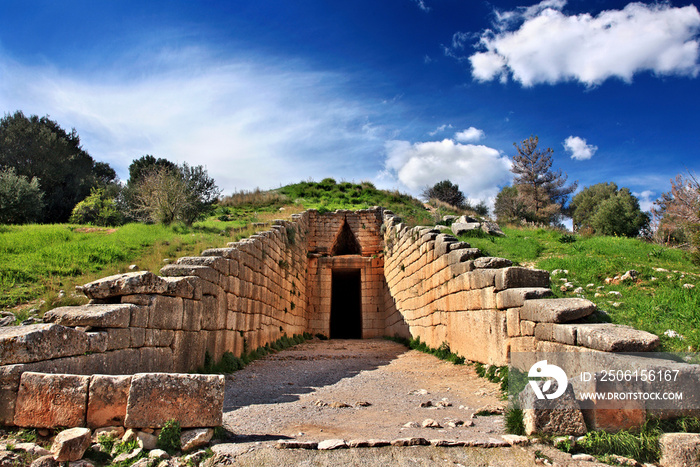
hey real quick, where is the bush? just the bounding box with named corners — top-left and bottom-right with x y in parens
top-left (421, 180), bottom-right (466, 209)
top-left (0, 167), bottom-right (44, 224)
top-left (157, 419), bottom-right (182, 454)
top-left (69, 187), bottom-right (123, 226)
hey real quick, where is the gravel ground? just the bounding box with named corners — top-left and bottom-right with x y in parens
top-left (222, 338), bottom-right (507, 443)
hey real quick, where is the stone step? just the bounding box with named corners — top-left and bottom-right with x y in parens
top-left (520, 298), bottom-right (596, 323)
top-left (496, 287), bottom-right (553, 309)
top-left (44, 303), bottom-right (138, 328)
top-left (575, 323), bottom-right (660, 352)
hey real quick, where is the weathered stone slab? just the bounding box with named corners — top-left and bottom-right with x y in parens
top-left (534, 323), bottom-right (577, 345)
top-left (50, 427), bottom-right (91, 462)
top-left (481, 221), bottom-right (505, 237)
top-left (495, 267), bottom-right (550, 291)
top-left (77, 271), bottom-right (168, 300)
top-left (519, 380), bottom-right (587, 436)
top-left (180, 428), bottom-right (214, 452)
top-left (576, 324), bottom-right (660, 352)
top-left (176, 256), bottom-right (229, 275)
top-left (14, 373), bottom-right (89, 428)
top-left (162, 276), bottom-right (199, 299)
top-left (44, 304), bottom-right (137, 328)
top-left (660, 433), bottom-right (700, 467)
top-left (124, 373), bottom-right (224, 428)
top-left (496, 287), bottom-right (553, 309)
top-left (0, 324), bottom-right (88, 365)
top-left (520, 298), bottom-right (596, 323)
top-left (87, 375), bottom-right (131, 428)
top-left (148, 295), bottom-right (184, 330)
top-left (160, 264), bottom-right (220, 286)
top-left (473, 257), bottom-right (513, 269)
top-left (451, 222), bottom-right (481, 236)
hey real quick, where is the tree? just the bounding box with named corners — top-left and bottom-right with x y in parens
top-left (421, 180), bottom-right (466, 208)
top-left (652, 172), bottom-right (700, 244)
top-left (127, 155), bottom-right (178, 185)
top-left (0, 111), bottom-right (117, 222)
top-left (511, 136), bottom-right (577, 224)
top-left (130, 162), bottom-right (220, 225)
top-left (571, 182), bottom-right (649, 236)
top-left (0, 167), bottom-right (44, 224)
top-left (494, 185), bottom-right (528, 223)
top-left (69, 187), bottom-right (123, 227)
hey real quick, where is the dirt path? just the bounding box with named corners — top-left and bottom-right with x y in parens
top-left (222, 339), bottom-right (507, 442)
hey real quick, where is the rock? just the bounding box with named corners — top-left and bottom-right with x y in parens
top-left (13, 442), bottom-right (51, 456)
top-left (571, 453), bottom-right (596, 462)
top-left (275, 440), bottom-right (318, 449)
top-left (664, 329), bottom-right (685, 340)
top-left (317, 439), bottom-right (347, 450)
top-left (609, 454), bottom-right (641, 466)
top-left (520, 298), bottom-right (596, 323)
top-left (659, 433), bottom-right (700, 467)
top-left (608, 290), bottom-right (622, 296)
top-left (113, 447), bottom-right (143, 464)
top-left (180, 428), bottom-right (214, 452)
top-left (124, 373), bottom-right (224, 428)
top-left (128, 265), bottom-right (139, 271)
top-left (50, 427), bottom-right (92, 462)
top-left (391, 437), bottom-right (429, 446)
top-left (77, 271), bottom-right (168, 299)
top-left (44, 303), bottom-right (136, 328)
top-left (481, 222), bottom-right (505, 237)
top-left (0, 316), bottom-right (14, 326)
top-left (14, 373), bottom-right (90, 428)
top-left (92, 426), bottom-right (125, 442)
top-left (183, 450), bottom-right (207, 465)
top-left (0, 451), bottom-right (21, 466)
top-left (501, 434), bottom-right (529, 446)
top-left (136, 431), bottom-right (158, 450)
top-left (419, 401), bottom-right (433, 408)
top-left (473, 257), bottom-right (513, 269)
top-left (30, 455), bottom-right (58, 467)
top-left (683, 283), bottom-right (695, 289)
top-left (421, 419), bottom-right (442, 428)
top-left (148, 449), bottom-right (171, 459)
top-left (403, 422), bottom-right (419, 428)
top-left (519, 381), bottom-right (587, 436)
top-left (122, 428), bottom-right (139, 443)
top-left (621, 270), bottom-right (639, 282)
top-left (68, 461), bottom-right (95, 467)
top-left (451, 222), bottom-right (481, 236)
top-left (573, 287), bottom-right (585, 294)
top-left (355, 401), bottom-right (371, 407)
top-left (328, 401), bottom-right (351, 408)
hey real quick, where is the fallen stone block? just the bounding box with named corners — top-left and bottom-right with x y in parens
top-left (576, 324), bottom-right (660, 352)
top-left (160, 264), bottom-right (220, 286)
top-left (77, 271), bottom-right (168, 300)
top-left (660, 433), bottom-right (700, 467)
top-left (473, 257), bottom-right (513, 269)
top-left (87, 375), bottom-right (131, 428)
top-left (317, 439), bottom-right (347, 450)
top-left (176, 256), bottom-right (230, 275)
top-left (124, 373), bottom-right (224, 428)
top-left (180, 428), bottom-right (213, 452)
top-left (0, 324), bottom-right (88, 365)
top-left (451, 222), bottom-right (481, 236)
top-left (481, 222), bottom-right (505, 237)
top-left (50, 427), bottom-right (92, 462)
top-left (14, 372), bottom-right (89, 428)
top-left (44, 303), bottom-right (138, 328)
top-left (520, 298), bottom-right (596, 323)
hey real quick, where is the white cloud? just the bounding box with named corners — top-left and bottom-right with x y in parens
top-left (633, 190), bottom-right (656, 212)
top-left (454, 127), bottom-right (485, 143)
top-left (468, 1), bottom-right (700, 86)
top-left (428, 123), bottom-right (453, 136)
top-left (412, 0), bottom-right (431, 12)
top-left (0, 50), bottom-right (390, 192)
top-left (383, 138), bottom-right (512, 203)
top-left (564, 136), bottom-right (598, 160)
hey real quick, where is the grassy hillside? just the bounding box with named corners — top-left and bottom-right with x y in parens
top-left (455, 227), bottom-right (700, 352)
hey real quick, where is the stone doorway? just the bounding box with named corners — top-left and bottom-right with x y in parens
top-left (330, 269), bottom-right (362, 338)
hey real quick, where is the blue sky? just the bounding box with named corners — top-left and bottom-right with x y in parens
top-left (1, 0), bottom-right (699, 213)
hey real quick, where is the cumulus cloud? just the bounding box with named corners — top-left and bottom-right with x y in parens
top-left (454, 127), bottom-right (485, 143)
top-left (467, 1), bottom-right (700, 86)
top-left (564, 136), bottom-right (598, 160)
top-left (0, 49), bottom-right (389, 192)
top-left (633, 190), bottom-right (656, 212)
top-left (383, 138), bottom-right (512, 203)
top-left (428, 123), bottom-right (453, 136)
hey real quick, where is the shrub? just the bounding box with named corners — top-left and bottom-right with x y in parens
top-left (157, 419), bottom-right (182, 454)
top-left (0, 167), bottom-right (44, 224)
top-left (69, 187), bottom-right (123, 226)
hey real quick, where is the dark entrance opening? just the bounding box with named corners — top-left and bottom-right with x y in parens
top-left (330, 269), bottom-right (362, 339)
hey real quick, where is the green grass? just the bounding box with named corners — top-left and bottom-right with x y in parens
top-left (385, 335), bottom-right (466, 365)
top-left (455, 226), bottom-right (700, 352)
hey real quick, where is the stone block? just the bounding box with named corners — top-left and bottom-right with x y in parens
top-left (148, 296), bottom-right (184, 330)
top-left (576, 324), bottom-right (660, 352)
top-left (14, 373), bottom-right (89, 428)
top-left (447, 309), bottom-right (508, 366)
top-left (201, 295), bottom-right (225, 330)
top-left (124, 373), bottom-right (224, 428)
top-left (506, 308), bottom-right (520, 337)
top-left (0, 324), bottom-right (88, 365)
top-left (473, 257), bottom-right (513, 269)
top-left (520, 298), bottom-right (596, 323)
top-left (519, 380), bottom-right (587, 436)
top-left (78, 271), bottom-right (168, 300)
top-left (44, 303), bottom-right (137, 328)
top-left (496, 288), bottom-right (553, 309)
top-left (534, 323), bottom-right (577, 345)
top-left (660, 433), bottom-right (700, 467)
top-left (86, 332), bottom-right (108, 353)
top-left (130, 327), bottom-right (145, 348)
top-left (50, 427), bottom-right (92, 462)
top-left (451, 222), bottom-right (481, 236)
top-left (159, 264), bottom-right (220, 286)
top-left (106, 328), bottom-right (131, 350)
top-left (176, 256), bottom-right (229, 275)
top-left (139, 347), bottom-right (174, 373)
top-left (495, 267), bottom-right (550, 291)
top-left (172, 331), bottom-right (206, 372)
top-left (468, 269), bottom-right (497, 289)
top-left (182, 299), bottom-right (202, 331)
top-left (145, 329), bottom-right (174, 347)
top-left (87, 375), bottom-right (131, 428)
top-left (162, 276), bottom-right (199, 299)
top-left (520, 320), bottom-right (535, 336)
